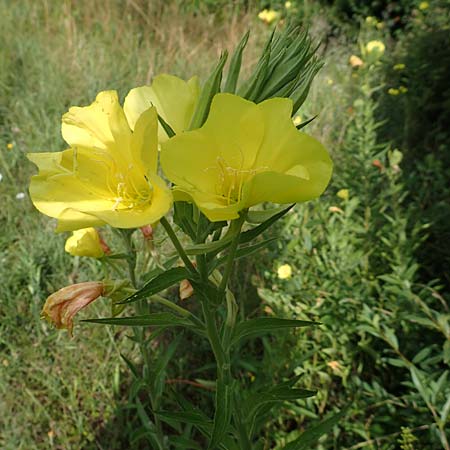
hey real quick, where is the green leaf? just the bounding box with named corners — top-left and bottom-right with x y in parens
top-left (157, 410), bottom-right (212, 427)
top-left (189, 51), bottom-right (228, 130)
top-left (224, 30), bottom-right (250, 94)
top-left (83, 312), bottom-right (196, 328)
top-left (246, 206), bottom-right (290, 224)
top-left (296, 115), bottom-right (317, 130)
top-left (232, 317), bottom-right (317, 346)
top-left (208, 379), bottom-right (234, 449)
top-left (119, 267), bottom-right (191, 304)
top-left (157, 113), bottom-right (175, 138)
top-left (173, 201), bottom-right (197, 240)
top-left (120, 353), bottom-right (140, 379)
top-left (283, 408), bottom-right (347, 450)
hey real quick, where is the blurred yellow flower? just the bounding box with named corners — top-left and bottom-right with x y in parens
top-left (376, 22), bottom-right (385, 30)
top-left (277, 264), bottom-right (292, 279)
top-left (393, 63), bottom-right (406, 71)
top-left (161, 94), bottom-right (333, 222)
top-left (337, 189), bottom-right (349, 200)
top-left (388, 88), bottom-right (400, 96)
top-left (42, 281), bottom-right (105, 335)
top-left (258, 9), bottom-right (280, 24)
top-left (349, 55), bottom-right (363, 68)
top-left (366, 40), bottom-right (385, 57)
top-left (365, 16), bottom-right (377, 26)
top-left (292, 115), bottom-right (302, 126)
top-left (419, 1), bottom-right (429, 10)
top-left (285, 1), bottom-right (292, 9)
top-left (65, 228), bottom-right (105, 258)
top-left (28, 91), bottom-right (172, 231)
top-left (399, 86), bottom-right (408, 94)
top-left (327, 78), bottom-right (334, 85)
top-left (6, 143), bottom-right (14, 150)
top-left (124, 74), bottom-right (200, 143)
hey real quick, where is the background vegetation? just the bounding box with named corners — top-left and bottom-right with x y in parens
top-left (0, 0), bottom-right (448, 448)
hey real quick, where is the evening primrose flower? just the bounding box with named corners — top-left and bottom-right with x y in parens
top-left (337, 189), bottom-right (349, 200)
top-left (28, 90), bottom-right (172, 231)
top-left (285, 1), bottom-right (292, 9)
top-left (278, 264), bottom-right (292, 279)
top-left (65, 228), bottom-right (105, 258)
top-left (388, 88), bottom-right (400, 96)
top-left (258, 9), bottom-right (280, 24)
top-left (366, 40), bottom-right (385, 57)
top-left (161, 94), bottom-right (332, 222)
top-left (42, 281), bottom-right (105, 335)
top-left (124, 74), bottom-right (200, 142)
top-left (7, 143), bottom-right (14, 150)
top-left (419, 1), bottom-right (429, 10)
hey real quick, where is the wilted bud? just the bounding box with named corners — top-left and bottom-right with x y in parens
top-left (65, 228), bottom-right (105, 258)
top-left (41, 281), bottom-right (105, 335)
top-left (140, 224), bottom-right (154, 240)
top-left (179, 279), bottom-right (194, 300)
top-left (372, 159), bottom-right (384, 172)
top-left (329, 206), bottom-right (344, 214)
top-left (349, 55), bottom-right (363, 68)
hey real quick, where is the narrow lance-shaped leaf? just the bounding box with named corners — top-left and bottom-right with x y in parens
top-left (119, 267), bottom-right (191, 305)
top-left (83, 312), bottom-right (196, 328)
top-left (224, 30), bottom-right (250, 94)
top-left (189, 51), bottom-right (228, 130)
top-left (232, 317), bottom-right (318, 346)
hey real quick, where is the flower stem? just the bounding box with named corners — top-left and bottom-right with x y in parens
top-left (160, 217), bottom-right (197, 275)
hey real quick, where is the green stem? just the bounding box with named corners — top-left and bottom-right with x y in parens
top-left (218, 212), bottom-right (246, 295)
top-left (161, 217), bottom-right (197, 275)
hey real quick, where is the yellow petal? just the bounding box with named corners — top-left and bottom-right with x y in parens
top-left (124, 74), bottom-right (200, 141)
top-left (65, 228), bottom-right (104, 258)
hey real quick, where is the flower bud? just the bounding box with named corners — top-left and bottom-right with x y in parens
top-left (41, 281), bottom-right (105, 335)
top-left (65, 228), bottom-right (105, 258)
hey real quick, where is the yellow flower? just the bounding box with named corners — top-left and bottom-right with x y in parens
top-left (419, 1), bottom-right (429, 10)
top-left (65, 228), bottom-right (105, 258)
top-left (28, 91), bottom-right (172, 231)
top-left (393, 63), bottom-right (406, 71)
top-left (277, 264), bottom-right (292, 279)
top-left (337, 189), bottom-right (349, 200)
top-left (365, 16), bottom-right (377, 26)
top-left (124, 74), bottom-right (200, 143)
top-left (349, 55), bottom-right (363, 68)
top-left (399, 86), bottom-right (408, 94)
top-left (366, 40), bottom-right (385, 57)
top-left (327, 78), bottom-right (334, 85)
top-left (42, 281), bottom-right (105, 335)
top-left (160, 94), bottom-right (333, 222)
top-left (388, 88), bottom-right (400, 96)
top-left (376, 22), bottom-right (385, 30)
top-left (292, 115), bottom-right (302, 126)
top-left (258, 9), bottom-right (280, 24)
top-left (6, 142), bottom-right (14, 150)
top-left (285, 1), bottom-right (292, 9)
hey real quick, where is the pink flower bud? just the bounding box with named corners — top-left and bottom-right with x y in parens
top-left (140, 224), bottom-right (154, 240)
top-left (41, 282), bottom-right (104, 336)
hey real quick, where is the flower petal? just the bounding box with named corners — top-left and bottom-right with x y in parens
top-left (124, 74), bottom-right (200, 140)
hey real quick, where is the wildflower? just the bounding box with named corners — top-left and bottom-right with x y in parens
top-left (419, 1), bottom-right (429, 10)
top-left (349, 55), bottom-right (363, 68)
top-left (376, 22), bottom-right (385, 30)
top-left (179, 279), bottom-right (194, 300)
top-left (329, 206), bottom-right (344, 214)
top-left (16, 192), bottom-right (26, 200)
top-left (28, 90), bottom-right (172, 231)
top-left (161, 94), bottom-right (332, 222)
top-left (365, 16), bottom-right (377, 26)
top-left (285, 1), bottom-right (292, 9)
top-left (399, 86), bottom-right (408, 94)
top-left (327, 78), bottom-right (334, 85)
top-left (388, 88), bottom-right (400, 96)
top-left (278, 264), bottom-right (292, 279)
top-left (337, 189), bottom-right (349, 200)
top-left (65, 228), bottom-right (105, 258)
top-left (393, 63), bottom-right (405, 71)
top-left (124, 74), bottom-right (200, 143)
top-left (258, 9), bottom-right (280, 25)
top-left (366, 40), bottom-right (385, 58)
top-left (41, 281), bottom-right (105, 335)
top-left (6, 142), bottom-right (14, 150)
top-left (292, 115), bottom-right (302, 126)
top-left (327, 360), bottom-right (342, 374)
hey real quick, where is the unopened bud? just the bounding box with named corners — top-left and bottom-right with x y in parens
top-left (65, 228), bottom-right (105, 258)
top-left (140, 224), bottom-right (154, 240)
